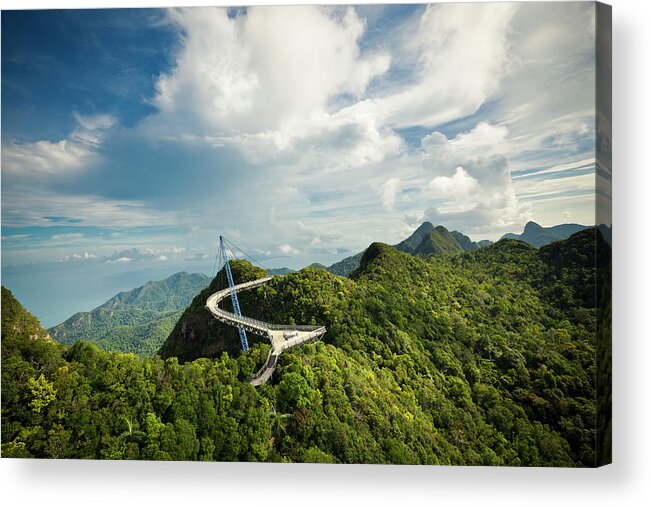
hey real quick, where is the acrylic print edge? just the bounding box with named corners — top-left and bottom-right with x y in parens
top-left (595, 0), bottom-right (612, 468)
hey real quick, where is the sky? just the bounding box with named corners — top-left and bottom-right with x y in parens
top-left (1, 3), bottom-right (600, 326)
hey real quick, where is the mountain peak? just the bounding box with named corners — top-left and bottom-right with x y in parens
top-left (413, 228), bottom-right (463, 258)
top-left (359, 242), bottom-right (394, 270)
top-left (395, 222), bottom-right (435, 253)
top-left (524, 221), bottom-right (543, 233)
top-left (415, 221), bottom-right (434, 233)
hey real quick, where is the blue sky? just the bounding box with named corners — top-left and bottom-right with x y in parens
top-left (1, 3), bottom-right (601, 326)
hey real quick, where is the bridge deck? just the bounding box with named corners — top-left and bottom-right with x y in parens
top-left (205, 276), bottom-right (326, 386)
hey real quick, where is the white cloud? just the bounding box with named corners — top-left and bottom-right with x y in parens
top-left (429, 168), bottom-right (478, 199)
top-left (379, 177), bottom-right (400, 211)
top-left (51, 233), bottom-right (85, 241)
top-left (105, 256), bottom-right (132, 264)
top-left (420, 124), bottom-right (530, 234)
top-left (2, 139), bottom-right (95, 176)
top-left (1, 234), bottom-right (30, 240)
top-left (513, 172), bottom-right (595, 201)
top-left (154, 8), bottom-right (259, 124)
top-left (296, 221), bottom-right (342, 244)
top-left (59, 252), bottom-right (96, 262)
top-left (403, 213), bottom-right (424, 227)
top-left (449, 122), bottom-right (510, 157)
top-left (489, 2), bottom-right (596, 172)
top-left (2, 114), bottom-right (116, 176)
top-left (102, 246), bottom-right (186, 264)
top-left (147, 6), bottom-right (398, 170)
top-left (513, 158), bottom-right (594, 179)
top-left (49, 245), bottom-right (194, 267)
top-left (73, 113), bottom-right (116, 132)
top-left (1, 188), bottom-right (178, 228)
top-left (155, 7), bottom-right (388, 134)
top-left (278, 243), bottom-right (299, 255)
top-left (217, 99), bottom-right (404, 171)
top-left (376, 3), bottom-right (518, 128)
top-left (409, 6), bottom-right (598, 237)
top-left (418, 118), bottom-right (594, 236)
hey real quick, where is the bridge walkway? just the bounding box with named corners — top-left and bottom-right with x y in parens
top-left (205, 276), bottom-right (326, 386)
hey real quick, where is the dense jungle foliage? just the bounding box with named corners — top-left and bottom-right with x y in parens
top-left (1, 229), bottom-right (610, 466)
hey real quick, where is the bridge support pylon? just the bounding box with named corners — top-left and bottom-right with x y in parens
top-left (220, 235), bottom-right (250, 352)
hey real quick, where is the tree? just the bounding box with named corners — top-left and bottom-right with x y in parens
top-left (27, 374), bottom-right (56, 413)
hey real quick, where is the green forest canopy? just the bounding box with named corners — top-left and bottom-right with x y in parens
top-left (1, 229), bottom-right (611, 466)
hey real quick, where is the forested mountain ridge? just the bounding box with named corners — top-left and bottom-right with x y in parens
top-left (48, 272), bottom-right (210, 356)
top-left (2, 229), bottom-right (610, 465)
top-left (395, 221), bottom-right (436, 252)
top-left (450, 230), bottom-right (491, 251)
top-left (501, 221), bottom-right (590, 247)
top-left (93, 271), bottom-right (210, 312)
top-left (325, 220), bottom-right (599, 277)
top-left (325, 222), bottom-right (489, 277)
top-left (326, 251), bottom-right (364, 277)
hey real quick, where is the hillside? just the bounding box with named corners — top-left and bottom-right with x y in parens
top-left (412, 226), bottom-right (465, 257)
top-left (327, 251), bottom-right (364, 276)
top-left (48, 272), bottom-right (210, 355)
top-left (450, 230), bottom-right (492, 251)
top-left (2, 230), bottom-right (610, 465)
top-left (501, 221), bottom-right (589, 247)
top-left (2, 286), bottom-right (53, 343)
top-left (395, 221), bottom-right (435, 252)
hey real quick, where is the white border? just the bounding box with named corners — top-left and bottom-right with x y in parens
top-left (1, 1), bottom-right (649, 506)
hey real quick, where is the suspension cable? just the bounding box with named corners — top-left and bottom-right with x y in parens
top-left (212, 235), bottom-right (269, 287)
top-left (223, 237), bottom-right (268, 270)
top-left (211, 240), bottom-right (221, 278)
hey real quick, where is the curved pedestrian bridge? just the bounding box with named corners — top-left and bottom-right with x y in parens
top-left (205, 276), bottom-right (326, 386)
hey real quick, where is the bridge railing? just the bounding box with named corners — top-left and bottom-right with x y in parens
top-left (212, 310), bottom-right (324, 334)
top-left (210, 299), bottom-right (323, 333)
top-left (211, 307), bottom-right (270, 331)
top-left (267, 323), bottom-right (323, 331)
top-left (277, 327), bottom-right (326, 351)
